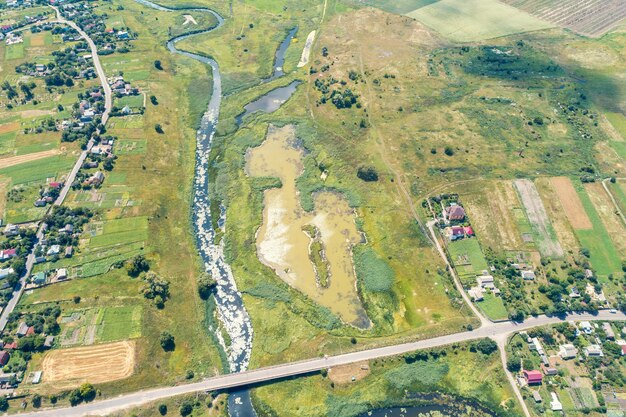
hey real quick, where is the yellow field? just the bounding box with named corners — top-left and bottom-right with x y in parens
top-left (551, 177), bottom-right (592, 230)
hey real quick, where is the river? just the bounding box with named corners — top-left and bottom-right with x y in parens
top-left (133, 1), bottom-right (256, 415)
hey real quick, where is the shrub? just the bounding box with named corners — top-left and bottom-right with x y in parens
top-left (160, 331), bottom-right (175, 351)
top-left (126, 254), bottom-right (149, 277)
top-left (158, 403), bottom-right (168, 415)
top-left (356, 167), bottom-right (378, 182)
top-left (179, 400), bottom-right (193, 416)
top-left (155, 124), bottom-right (164, 134)
top-left (444, 146), bottom-right (454, 156)
top-left (154, 60), bottom-right (163, 70)
top-left (355, 247), bottom-right (394, 292)
top-left (197, 272), bottom-right (217, 300)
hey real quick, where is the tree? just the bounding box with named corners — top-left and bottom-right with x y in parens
top-left (80, 383), bottom-right (96, 402)
top-left (73, 295), bottom-right (81, 304)
top-left (150, 95), bottom-right (158, 105)
top-left (154, 60), bottom-right (163, 70)
top-left (506, 355), bottom-right (521, 372)
top-left (158, 403), bottom-right (168, 415)
top-left (475, 338), bottom-right (498, 355)
top-left (179, 400), bottom-right (193, 417)
top-left (197, 272), bottom-right (216, 300)
top-left (160, 331), bottom-right (175, 352)
top-left (126, 254), bottom-right (149, 277)
top-left (32, 394), bottom-right (42, 408)
top-left (444, 146), bottom-right (455, 156)
top-left (0, 396), bottom-right (7, 411)
top-left (155, 124), bottom-right (164, 134)
top-left (68, 389), bottom-right (82, 406)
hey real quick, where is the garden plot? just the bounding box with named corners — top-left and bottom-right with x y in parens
top-left (513, 179), bottom-right (563, 258)
top-left (59, 306), bottom-right (142, 347)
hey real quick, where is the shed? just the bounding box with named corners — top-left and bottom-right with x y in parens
top-left (532, 390), bottom-right (542, 403)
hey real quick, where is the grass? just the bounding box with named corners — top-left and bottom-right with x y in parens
top-left (0, 155), bottom-right (74, 185)
top-left (97, 305), bottom-right (142, 342)
top-left (115, 94), bottom-right (144, 109)
top-left (354, 246), bottom-right (394, 292)
top-left (407, 0), bottom-right (554, 42)
top-left (606, 112), bottom-right (626, 140)
top-left (574, 186), bottom-right (622, 279)
top-left (5, 42), bottom-right (25, 60)
top-left (364, 0), bottom-right (439, 14)
top-left (477, 293), bottom-right (508, 321)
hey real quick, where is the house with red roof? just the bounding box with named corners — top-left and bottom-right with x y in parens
top-left (445, 204), bottom-right (466, 221)
top-left (0, 351), bottom-right (9, 366)
top-left (4, 342), bottom-right (17, 351)
top-left (0, 249), bottom-right (16, 261)
top-left (448, 226), bottom-right (465, 241)
top-left (25, 326), bottom-right (35, 336)
top-left (464, 226), bottom-right (474, 236)
top-left (523, 370), bottom-right (543, 385)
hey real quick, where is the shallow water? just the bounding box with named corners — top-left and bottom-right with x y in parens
top-left (247, 124), bottom-right (370, 328)
top-left (235, 80), bottom-right (301, 125)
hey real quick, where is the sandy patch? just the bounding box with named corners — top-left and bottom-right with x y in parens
top-left (0, 149), bottom-right (60, 169)
top-left (42, 341), bottom-right (135, 386)
top-left (183, 14), bottom-right (197, 25)
top-left (328, 361), bottom-right (370, 384)
top-left (0, 122), bottom-right (19, 135)
top-left (551, 177), bottom-right (592, 230)
top-left (297, 30), bottom-right (316, 68)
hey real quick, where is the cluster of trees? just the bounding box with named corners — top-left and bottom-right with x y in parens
top-left (197, 272), bottom-right (217, 300)
top-left (357, 167), bottom-right (378, 182)
top-left (125, 254), bottom-right (149, 277)
top-left (68, 382), bottom-right (97, 406)
top-left (141, 272), bottom-right (170, 309)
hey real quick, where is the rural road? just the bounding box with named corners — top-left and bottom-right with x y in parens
top-left (15, 311), bottom-right (625, 417)
top-left (0, 6), bottom-right (112, 332)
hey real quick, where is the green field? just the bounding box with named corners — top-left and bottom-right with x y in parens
top-left (4, 42), bottom-right (25, 60)
top-left (407, 0), bottom-right (554, 42)
top-left (115, 94), bottom-right (144, 109)
top-left (477, 293), bottom-right (508, 321)
top-left (606, 113), bottom-right (626, 140)
top-left (0, 155), bottom-right (74, 185)
top-left (97, 305), bottom-right (142, 342)
top-left (575, 187), bottom-right (622, 279)
top-left (447, 238), bottom-right (489, 285)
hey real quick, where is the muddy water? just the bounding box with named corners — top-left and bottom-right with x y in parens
top-left (247, 125), bottom-right (370, 328)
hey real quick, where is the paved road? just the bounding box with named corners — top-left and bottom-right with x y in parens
top-left (51, 5), bottom-right (112, 207)
top-left (15, 311), bottom-right (626, 417)
top-left (0, 6), bottom-right (112, 332)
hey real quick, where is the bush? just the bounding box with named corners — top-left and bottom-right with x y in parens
top-left (155, 124), bottom-right (164, 134)
top-left (444, 146), bottom-right (454, 156)
top-left (160, 331), bottom-right (175, 352)
top-left (126, 254), bottom-right (149, 277)
top-left (474, 338), bottom-right (498, 355)
top-left (80, 383), bottom-right (96, 402)
top-left (197, 272), bottom-right (217, 300)
top-left (357, 166), bottom-right (378, 182)
top-left (32, 394), bottom-right (42, 408)
top-left (179, 400), bottom-right (193, 416)
top-left (154, 60), bottom-right (163, 70)
top-left (158, 403), bottom-right (168, 415)
top-left (0, 396), bottom-right (7, 411)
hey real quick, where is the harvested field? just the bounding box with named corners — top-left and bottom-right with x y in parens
top-left (551, 177), bottom-right (593, 230)
top-left (41, 340), bottom-right (135, 386)
top-left (0, 122), bottom-right (19, 135)
top-left (461, 181), bottom-right (525, 251)
top-left (513, 179), bottom-right (563, 258)
top-left (0, 149), bottom-right (60, 170)
top-left (408, 0), bottom-right (554, 42)
top-left (502, 0), bottom-right (626, 37)
top-left (535, 178), bottom-right (580, 253)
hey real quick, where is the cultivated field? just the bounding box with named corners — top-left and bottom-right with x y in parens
top-left (41, 341), bottom-right (135, 386)
top-left (503, 0), bottom-right (626, 37)
top-left (0, 149), bottom-right (60, 170)
top-left (513, 179), bottom-right (564, 258)
top-left (407, 0), bottom-right (554, 42)
top-left (534, 178), bottom-right (580, 253)
top-left (551, 177), bottom-right (592, 229)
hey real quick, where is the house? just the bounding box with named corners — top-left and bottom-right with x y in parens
top-left (117, 30), bottom-right (129, 39)
top-left (32, 272), bottom-right (46, 285)
top-left (31, 370), bottom-right (42, 384)
top-left (65, 246), bottom-right (73, 258)
top-left (25, 326), bottom-right (35, 336)
top-left (448, 226), bottom-right (465, 241)
top-left (0, 351), bottom-right (9, 366)
top-left (34, 199), bottom-right (47, 207)
top-left (580, 321), bottom-right (594, 335)
top-left (0, 249), bottom-right (17, 261)
top-left (61, 224), bottom-right (74, 234)
top-left (445, 204), bottom-right (466, 221)
top-left (463, 226), bottom-right (474, 236)
top-left (56, 268), bottom-right (67, 280)
top-left (559, 344), bottom-right (578, 359)
top-left (44, 336), bottom-right (54, 348)
top-left (541, 364), bottom-right (558, 376)
top-left (569, 286), bottom-right (581, 298)
top-left (16, 322), bottom-right (29, 337)
top-left (48, 181), bottom-right (62, 189)
top-left (47, 245), bottom-right (61, 256)
top-left (621, 345), bottom-right (626, 357)
top-left (532, 391), bottom-right (542, 403)
top-left (87, 171), bottom-right (104, 186)
top-left (603, 322), bottom-right (615, 339)
top-left (34, 256), bottom-right (46, 264)
top-left (584, 344), bottom-right (603, 357)
top-left (468, 287), bottom-right (484, 301)
top-left (0, 268), bottom-right (15, 280)
top-left (0, 373), bottom-right (16, 384)
top-left (35, 64), bottom-right (45, 73)
top-left (3, 342), bottom-right (17, 351)
top-left (550, 392), bottom-right (562, 411)
top-left (477, 274), bottom-right (495, 289)
top-left (585, 269), bottom-right (594, 279)
top-left (523, 370), bottom-right (543, 385)
top-left (3, 224), bottom-right (19, 237)
top-left (121, 105), bottom-right (131, 115)
top-left (521, 270), bottom-right (536, 280)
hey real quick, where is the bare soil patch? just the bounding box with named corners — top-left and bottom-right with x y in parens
top-left (328, 361), bottom-right (370, 384)
top-left (0, 149), bottom-right (60, 169)
top-left (19, 109), bottom-right (53, 118)
top-left (551, 177), bottom-right (592, 230)
top-left (0, 122), bottom-right (19, 135)
top-left (41, 340), bottom-right (135, 386)
top-left (514, 179), bottom-right (563, 258)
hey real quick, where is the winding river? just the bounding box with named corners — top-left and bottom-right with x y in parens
top-left (134, 1), bottom-right (256, 415)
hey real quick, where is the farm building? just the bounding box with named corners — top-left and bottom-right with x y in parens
top-left (550, 392), bottom-right (562, 411)
top-left (523, 370), bottom-right (542, 385)
top-left (559, 344), bottom-right (578, 359)
top-left (56, 268), bottom-right (68, 280)
top-left (0, 268), bottom-right (15, 280)
top-left (521, 270), bottom-right (536, 280)
top-left (532, 391), bottom-right (542, 403)
top-left (0, 249), bottom-right (17, 261)
top-left (468, 287), bottom-right (484, 301)
top-left (603, 323), bottom-right (615, 339)
top-left (32, 272), bottom-right (46, 285)
top-left (3, 224), bottom-right (19, 237)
